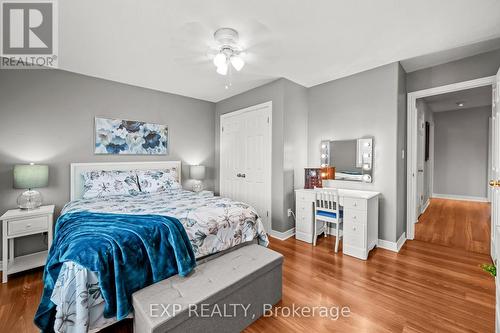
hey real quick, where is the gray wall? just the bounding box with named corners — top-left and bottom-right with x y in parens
top-left (308, 63), bottom-right (402, 242)
top-left (214, 78), bottom-right (308, 233)
top-left (396, 63), bottom-right (407, 240)
top-left (283, 80), bottom-right (309, 231)
top-left (433, 107), bottom-right (491, 198)
top-left (407, 48), bottom-right (500, 92)
top-left (0, 69), bottom-right (215, 256)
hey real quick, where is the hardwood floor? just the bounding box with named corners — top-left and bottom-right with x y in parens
top-left (415, 198), bottom-right (491, 254)
top-left (0, 198), bottom-right (495, 333)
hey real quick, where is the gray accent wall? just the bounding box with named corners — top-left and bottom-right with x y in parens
top-left (308, 63), bottom-right (406, 242)
top-left (433, 107), bottom-right (491, 198)
top-left (0, 69), bottom-right (215, 257)
top-left (215, 78), bottom-right (308, 233)
top-left (407, 48), bottom-right (500, 92)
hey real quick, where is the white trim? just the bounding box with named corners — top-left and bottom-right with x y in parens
top-left (421, 198), bottom-right (430, 215)
top-left (269, 228), bottom-right (296, 241)
top-left (220, 101), bottom-right (272, 119)
top-left (432, 193), bottom-right (489, 202)
top-left (70, 161), bottom-right (182, 201)
top-left (407, 76), bottom-right (496, 240)
top-left (377, 232), bottom-right (406, 252)
top-left (397, 232), bottom-right (407, 251)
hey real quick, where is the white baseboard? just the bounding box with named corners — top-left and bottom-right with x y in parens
top-left (378, 232), bottom-right (406, 252)
top-left (421, 199), bottom-right (430, 214)
top-left (432, 193), bottom-right (489, 202)
top-left (269, 227), bottom-right (296, 241)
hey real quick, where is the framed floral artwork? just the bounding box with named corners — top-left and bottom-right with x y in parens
top-left (94, 117), bottom-right (168, 155)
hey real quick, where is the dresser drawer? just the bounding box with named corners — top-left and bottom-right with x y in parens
top-left (8, 216), bottom-right (48, 236)
top-left (296, 191), bottom-right (316, 202)
top-left (343, 197), bottom-right (367, 211)
top-left (343, 221), bottom-right (366, 249)
top-left (343, 209), bottom-right (367, 225)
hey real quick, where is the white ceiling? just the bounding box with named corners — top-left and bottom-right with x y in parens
top-left (422, 86), bottom-right (492, 112)
top-left (58, 0), bottom-right (500, 102)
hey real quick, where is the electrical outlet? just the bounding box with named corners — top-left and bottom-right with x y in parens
top-left (287, 208), bottom-right (292, 217)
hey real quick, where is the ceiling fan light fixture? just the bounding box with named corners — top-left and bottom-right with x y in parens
top-left (216, 62), bottom-right (228, 76)
top-left (213, 52), bottom-right (227, 68)
top-left (230, 55), bottom-right (245, 71)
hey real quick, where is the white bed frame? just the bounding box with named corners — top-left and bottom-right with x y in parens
top-left (70, 161), bottom-right (182, 201)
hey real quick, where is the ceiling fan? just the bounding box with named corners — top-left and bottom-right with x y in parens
top-left (211, 27), bottom-right (245, 76)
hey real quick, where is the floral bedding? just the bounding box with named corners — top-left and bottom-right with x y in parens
top-left (50, 189), bottom-right (268, 333)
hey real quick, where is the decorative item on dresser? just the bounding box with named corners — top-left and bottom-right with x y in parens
top-left (190, 165), bottom-right (206, 192)
top-left (1, 205), bottom-right (54, 283)
top-left (13, 163), bottom-right (49, 210)
top-left (295, 188), bottom-right (379, 260)
top-left (304, 166), bottom-right (335, 189)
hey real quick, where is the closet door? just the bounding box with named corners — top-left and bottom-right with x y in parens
top-left (220, 102), bottom-right (272, 233)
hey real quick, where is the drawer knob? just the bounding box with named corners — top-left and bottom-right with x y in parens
top-left (353, 203), bottom-right (357, 206)
top-left (353, 215), bottom-right (357, 219)
top-left (26, 224), bottom-right (32, 228)
top-left (352, 226), bottom-right (356, 231)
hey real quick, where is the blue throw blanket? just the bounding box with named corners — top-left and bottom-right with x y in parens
top-left (34, 211), bottom-right (196, 332)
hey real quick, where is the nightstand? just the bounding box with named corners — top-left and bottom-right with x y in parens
top-left (1, 205), bottom-right (55, 283)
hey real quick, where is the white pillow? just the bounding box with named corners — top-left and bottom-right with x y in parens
top-left (136, 168), bottom-right (181, 193)
top-left (82, 170), bottom-right (141, 199)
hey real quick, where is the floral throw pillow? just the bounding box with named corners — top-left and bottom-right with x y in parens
top-left (136, 168), bottom-right (181, 193)
top-left (82, 170), bottom-right (141, 199)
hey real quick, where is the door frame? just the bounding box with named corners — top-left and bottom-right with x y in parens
top-left (406, 76), bottom-right (496, 240)
top-left (219, 101), bottom-right (273, 233)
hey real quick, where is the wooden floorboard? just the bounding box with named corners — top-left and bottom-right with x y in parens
top-left (415, 198), bottom-right (491, 254)
top-left (0, 199), bottom-right (494, 333)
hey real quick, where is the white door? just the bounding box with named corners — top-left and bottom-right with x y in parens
top-left (220, 102), bottom-right (272, 233)
top-left (416, 108), bottom-right (425, 216)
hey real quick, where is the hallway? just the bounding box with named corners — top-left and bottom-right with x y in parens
top-left (415, 198), bottom-right (491, 254)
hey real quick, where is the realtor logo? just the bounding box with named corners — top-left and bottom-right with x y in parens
top-left (1, 0), bottom-right (58, 68)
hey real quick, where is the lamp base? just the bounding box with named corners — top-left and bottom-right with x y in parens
top-left (192, 181), bottom-right (203, 193)
top-left (17, 190), bottom-right (43, 210)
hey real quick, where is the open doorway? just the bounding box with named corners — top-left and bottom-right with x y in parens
top-left (406, 75), bottom-right (498, 256)
top-left (413, 86), bottom-right (492, 254)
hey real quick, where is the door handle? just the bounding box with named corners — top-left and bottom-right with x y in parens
top-left (489, 179), bottom-right (500, 187)
top-left (240, 173), bottom-right (246, 178)
top-left (418, 169), bottom-right (424, 172)
top-left (236, 173), bottom-right (241, 178)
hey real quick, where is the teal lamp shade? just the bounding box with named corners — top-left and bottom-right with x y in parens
top-left (14, 164), bottom-right (48, 209)
top-left (14, 164), bottom-right (49, 189)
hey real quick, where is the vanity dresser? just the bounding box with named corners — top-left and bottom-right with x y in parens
top-left (295, 188), bottom-right (379, 260)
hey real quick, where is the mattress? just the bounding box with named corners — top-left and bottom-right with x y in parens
top-left (50, 189), bottom-right (268, 333)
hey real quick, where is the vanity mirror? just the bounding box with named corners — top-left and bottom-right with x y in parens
top-left (320, 138), bottom-right (373, 183)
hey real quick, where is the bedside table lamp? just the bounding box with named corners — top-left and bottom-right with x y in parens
top-left (190, 165), bottom-right (206, 192)
top-left (13, 163), bottom-right (49, 210)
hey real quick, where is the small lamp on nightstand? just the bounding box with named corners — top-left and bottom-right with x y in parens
top-left (190, 165), bottom-right (206, 192)
top-left (13, 163), bottom-right (49, 210)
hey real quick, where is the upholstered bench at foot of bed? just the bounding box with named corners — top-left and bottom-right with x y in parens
top-left (132, 244), bottom-right (283, 333)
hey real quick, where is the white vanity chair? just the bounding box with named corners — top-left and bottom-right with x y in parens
top-left (313, 189), bottom-right (343, 252)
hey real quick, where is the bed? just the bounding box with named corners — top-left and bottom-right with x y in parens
top-left (39, 161), bottom-right (269, 333)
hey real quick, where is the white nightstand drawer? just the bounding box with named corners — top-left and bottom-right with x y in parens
top-left (343, 197), bottom-right (367, 211)
top-left (344, 221), bottom-right (366, 249)
top-left (8, 216), bottom-right (48, 236)
top-left (344, 209), bottom-right (367, 225)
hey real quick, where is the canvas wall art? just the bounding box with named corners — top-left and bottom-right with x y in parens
top-left (94, 117), bottom-right (168, 155)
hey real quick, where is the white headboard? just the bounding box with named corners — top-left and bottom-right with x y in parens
top-left (70, 161), bottom-right (182, 201)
